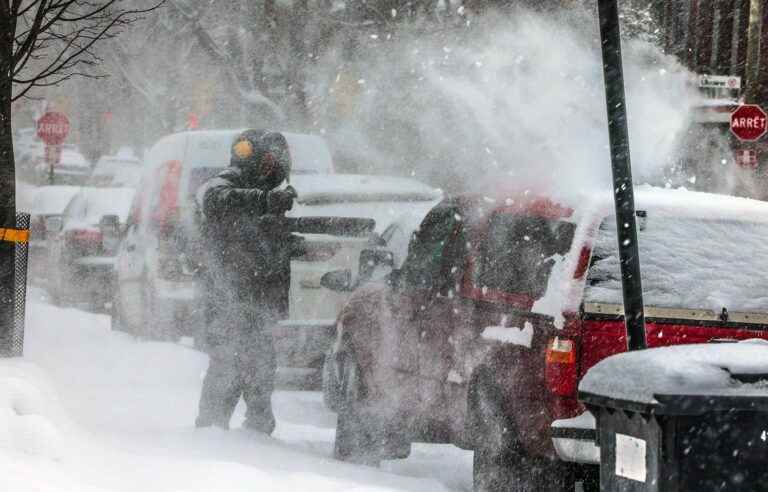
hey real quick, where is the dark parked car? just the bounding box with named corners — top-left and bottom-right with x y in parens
top-left (322, 187), bottom-right (768, 491)
top-left (47, 187), bottom-right (135, 311)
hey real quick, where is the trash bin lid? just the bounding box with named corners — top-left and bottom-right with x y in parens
top-left (579, 341), bottom-right (768, 415)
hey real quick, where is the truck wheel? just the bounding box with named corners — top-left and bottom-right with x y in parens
top-left (469, 368), bottom-right (575, 492)
top-left (332, 350), bottom-right (382, 466)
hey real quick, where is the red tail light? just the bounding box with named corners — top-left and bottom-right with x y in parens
top-left (546, 337), bottom-right (578, 397)
top-left (66, 228), bottom-right (103, 253)
top-left (151, 160), bottom-right (182, 231)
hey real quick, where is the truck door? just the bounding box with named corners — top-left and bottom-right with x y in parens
top-left (396, 203), bottom-right (466, 414)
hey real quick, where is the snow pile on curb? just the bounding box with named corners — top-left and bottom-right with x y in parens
top-left (580, 340), bottom-right (768, 405)
top-left (0, 296), bottom-right (466, 492)
top-left (0, 359), bottom-right (73, 459)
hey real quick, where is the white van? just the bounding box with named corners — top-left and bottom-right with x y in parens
top-left (113, 130), bottom-right (440, 376)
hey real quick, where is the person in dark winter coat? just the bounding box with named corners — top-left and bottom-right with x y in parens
top-left (195, 129), bottom-right (305, 434)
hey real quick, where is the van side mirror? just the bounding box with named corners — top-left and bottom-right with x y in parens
top-left (44, 215), bottom-right (63, 233)
top-left (321, 269), bottom-right (354, 292)
top-left (359, 248), bottom-right (394, 280)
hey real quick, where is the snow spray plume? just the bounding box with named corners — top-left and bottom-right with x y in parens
top-left (313, 7), bottom-right (695, 200)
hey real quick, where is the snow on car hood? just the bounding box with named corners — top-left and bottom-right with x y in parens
top-left (290, 198), bottom-right (439, 234)
top-left (79, 187), bottom-right (135, 224)
top-left (291, 174), bottom-right (441, 205)
top-left (29, 186), bottom-right (81, 215)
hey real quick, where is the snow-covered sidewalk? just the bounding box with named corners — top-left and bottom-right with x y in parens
top-left (1, 297), bottom-right (472, 491)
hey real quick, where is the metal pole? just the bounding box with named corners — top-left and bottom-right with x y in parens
top-left (597, 0), bottom-right (647, 351)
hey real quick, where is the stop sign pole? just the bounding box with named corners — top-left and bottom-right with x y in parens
top-left (597, 0), bottom-right (647, 351)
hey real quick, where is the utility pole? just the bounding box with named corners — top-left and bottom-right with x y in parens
top-left (745, 0), bottom-right (763, 102)
top-left (597, 0), bottom-right (647, 351)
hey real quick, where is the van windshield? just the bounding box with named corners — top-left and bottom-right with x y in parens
top-left (586, 215), bottom-right (768, 312)
top-left (472, 213), bottom-right (576, 300)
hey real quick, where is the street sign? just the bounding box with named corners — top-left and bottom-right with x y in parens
top-left (730, 105), bottom-right (768, 142)
top-left (735, 149), bottom-right (758, 168)
top-left (36, 112), bottom-right (70, 146)
top-left (699, 75), bottom-right (741, 90)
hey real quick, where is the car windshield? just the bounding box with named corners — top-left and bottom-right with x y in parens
top-left (472, 212), bottom-right (576, 300)
top-left (586, 215), bottom-right (768, 313)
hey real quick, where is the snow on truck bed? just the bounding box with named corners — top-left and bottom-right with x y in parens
top-left (580, 340), bottom-right (768, 405)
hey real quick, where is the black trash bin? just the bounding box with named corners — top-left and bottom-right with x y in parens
top-left (581, 379), bottom-right (768, 492)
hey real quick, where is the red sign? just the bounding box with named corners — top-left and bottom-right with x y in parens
top-left (36, 112), bottom-right (70, 145)
top-left (730, 104), bottom-right (768, 142)
top-left (735, 149), bottom-right (758, 169)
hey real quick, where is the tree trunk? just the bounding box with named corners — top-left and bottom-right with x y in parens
top-left (0, 36), bottom-right (18, 356)
top-left (745, 0), bottom-right (763, 102)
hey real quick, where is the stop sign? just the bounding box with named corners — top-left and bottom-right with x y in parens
top-left (36, 112), bottom-right (70, 145)
top-left (730, 104), bottom-right (768, 142)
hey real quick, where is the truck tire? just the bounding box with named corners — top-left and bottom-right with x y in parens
top-left (332, 350), bottom-right (382, 466)
top-left (469, 368), bottom-right (574, 492)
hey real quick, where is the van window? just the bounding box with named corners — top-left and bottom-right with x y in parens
top-left (586, 215), bottom-right (768, 312)
top-left (472, 212), bottom-right (576, 300)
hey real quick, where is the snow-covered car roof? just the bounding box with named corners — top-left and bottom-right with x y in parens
top-left (67, 187), bottom-right (136, 225)
top-left (58, 149), bottom-right (90, 168)
top-left (90, 155), bottom-right (143, 187)
top-left (29, 186), bottom-right (81, 216)
top-left (291, 173), bottom-right (441, 204)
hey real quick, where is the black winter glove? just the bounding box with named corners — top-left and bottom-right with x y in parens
top-left (266, 186), bottom-right (297, 214)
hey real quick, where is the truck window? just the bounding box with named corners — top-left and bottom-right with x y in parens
top-left (403, 205), bottom-right (463, 291)
top-left (472, 212), bottom-right (576, 300)
top-left (586, 215), bottom-right (768, 313)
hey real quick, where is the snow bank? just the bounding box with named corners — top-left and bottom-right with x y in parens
top-left (3, 295), bottom-right (468, 491)
top-left (0, 360), bottom-right (73, 459)
top-left (580, 340), bottom-right (768, 405)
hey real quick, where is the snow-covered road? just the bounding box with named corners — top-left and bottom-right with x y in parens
top-left (1, 295), bottom-right (472, 491)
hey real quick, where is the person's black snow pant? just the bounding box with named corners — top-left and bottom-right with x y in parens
top-left (196, 306), bottom-right (277, 434)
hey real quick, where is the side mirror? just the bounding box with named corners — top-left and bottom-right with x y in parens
top-left (359, 248), bottom-right (394, 280)
top-left (320, 269), bottom-right (355, 292)
top-left (100, 215), bottom-right (121, 251)
top-left (44, 215), bottom-right (63, 233)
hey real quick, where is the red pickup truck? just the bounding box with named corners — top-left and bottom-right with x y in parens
top-left (321, 186), bottom-right (768, 491)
